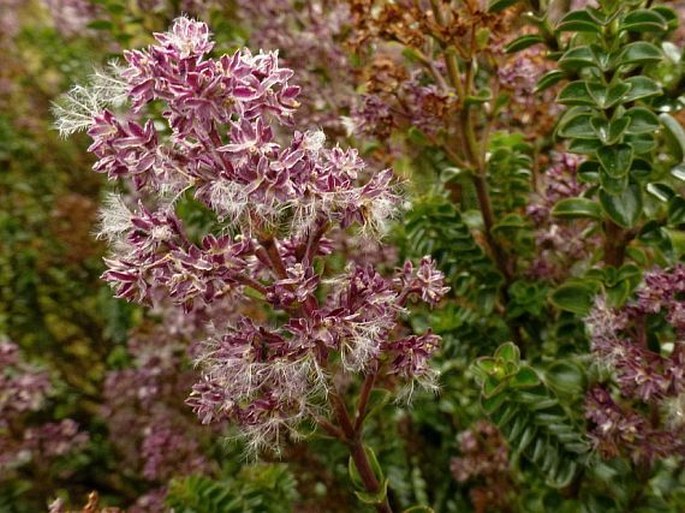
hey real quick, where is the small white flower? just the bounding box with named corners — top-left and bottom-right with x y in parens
top-left (97, 193), bottom-right (133, 242)
top-left (52, 62), bottom-right (127, 137)
top-left (303, 129), bottom-right (326, 153)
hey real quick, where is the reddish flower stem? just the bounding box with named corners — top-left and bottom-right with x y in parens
top-left (354, 370), bottom-right (378, 432)
top-left (329, 391), bottom-right (394, 513)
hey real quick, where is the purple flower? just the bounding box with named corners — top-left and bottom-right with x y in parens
top-left (395, 256), bottom-right (450, 306)
top-left (585, 266), bottom-right (685, 463)
top-left (58, 17), bottom-right (446, 452)
top-left (0, 341), bottom-right (89, 474)
top-left (526, 153), bottom-right (598, 282)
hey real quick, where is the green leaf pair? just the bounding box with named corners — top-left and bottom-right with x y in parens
top-left (558, 42), bottom-right (663, 73)
top-left (557, 77), bottom-right (661, 109)
top-left (473, 344), bottom-right (589, 488)
top-left (556, 7), bottom-right (671, 35)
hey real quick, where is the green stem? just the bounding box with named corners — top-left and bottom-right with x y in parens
top-left (429, 0), bottom-right (522, 349)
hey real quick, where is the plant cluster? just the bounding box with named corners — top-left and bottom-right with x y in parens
top-left (4, 0), bottom-right (685, 512)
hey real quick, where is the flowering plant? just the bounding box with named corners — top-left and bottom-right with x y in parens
top-left (55, 15), bottom-right (448, 512)
top-left (4, 0), bottom-right (685, 510)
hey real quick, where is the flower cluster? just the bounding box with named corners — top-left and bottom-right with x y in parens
top-left (352, 65), bottom-right (458, 143)
top-left (99, 294), bottom-right (242, 509)
top-left (450, 420), bottom-right (513, 512)
top-left (102, 305), bottom-right (222, 483)
top-left (585, 386), bottom-right (684, 463)
top-left (58, 16), bottom-right (448, 452)
top-left (526, 153), bottom-right (598, 282)
top-left (41, 0), bottom-right (100, 37)
top-left (236, 0), bottom-right (354, 135)
top-left (585, 265), bottom-right (685, 463)
top-left (188, 257), bottom-right (447, 450)
top-left (496, 44), bottom-right (561, 135)
top-left (0, 341), bottom-right (88, 475)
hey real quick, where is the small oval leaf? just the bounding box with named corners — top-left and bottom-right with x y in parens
top-left (550, 282), bottom-right (599, 315)
top-left (622, 76), bottom-right (662, 103)
top-left (660, 113), bottom-right (685, 162)
top-left (599, 184), bottom-right (643, 228)
top-left (556, 10), bottom-right (602, 33)
top-left (596, 144), bottom-right (633, 178)
top-left (488, 0), bottom-right (520, 12)
top-left (552, 198), bottom-right (602, 220)
top-left (559, 46), bottom-right (598, 71)
top-left (625, 107), bottom-right (660, 135)
top-left (535, 70), bottom-right (566, 93)
top-left (505, 34), bottom-right (545, 53)
top-left (617, 41), bottom-right (663, 67)
top-left (620, 9), bottom-right (668, 33)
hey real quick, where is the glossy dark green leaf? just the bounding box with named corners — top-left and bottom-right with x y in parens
top-left (646, 182), bottom-right (675, 202)
top-left (672, 164), bottom-right (685, 181)
top-left (624, 107), bottom-right (660, 135)
top-left (591, 45), bottom-right (611, 71)
top-left (550, 281), bottom-right (599, 315)
top-left (483, 376), bottom-right (508, 398)
top-left (551, 461), bottom-right (579, 489)
top-left (495, 342), bottom-right (521, 364)
top-left (569, 138), bottom-right (603, 154)
top-left (660, 113), bottom-right (685, 162)
top-left (556, 10), bottom-right (602, 33)
top-left (624, 133), bottom-right (657, 154)
top-left (546, 361), bottom-right (585, 395)
top-left (558, 113), bottom-right (596, 139)
top-left (629, 158), bottom-right (652, 180)
top-left (618, 264), bottom-right (642, 287)
top-left (638, 220), bottom-right (667, 245)
top-left (492, 213), bottom-right (529, 234)
top-left (599, 184), bottom-right (643, 228)
top-left (556, 81), bottom-right (594, 106)
top-left (559, 46), bottom-right (598, 71)
top-left (518, 426), bottom-right (536, 453)
top-left (652, 6), bottom-right (679, 31)
top-left (586, 81), bottom-right (631, 109)
top-left (596, 144), bottom-right (633, 178)
top-left (591, 116), bottom-right (630, 145)
top-left (622, 76), bottom-right (662, 103)
top-left (535, 70), bottom-right (566, 92)
top-left (606, 280), bottom-right (632, 306)
top-left (600, 170), bottom-right (629, 195)
top-left (577, 160), bottom-right (600, 182)
top-left (518, 393), bottom-right (558, 410)
top-left (482, 393), bottom-right (506, 414)
top-left (488, 0), bottom-right (519, 12)
top-left (626, 247), bottom-right (648, 265)
top-left (552, 198), bottom-right (602, 220)
top-left (505, 34), bottom-right (545, 53)
top-left (668, 196), bottom-right (685, 225)
top-left (620, 9), bottom-right (668, 33)
top-left (617, 41), bottom-right (663, 67)
top-left (665, 228), bottom-right (685, 256)
top-left (511, 367), bottom-right (541, 388)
